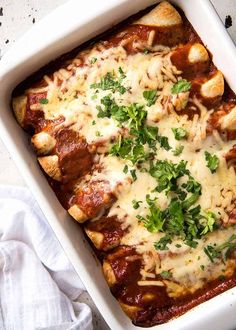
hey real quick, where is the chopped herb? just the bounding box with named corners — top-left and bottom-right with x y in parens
top-left (171, 79), bottom-right (191, 94)
top-left (39, 98), bottom-right (49, 104)
top-left (182, 192), bottom-right (200, 209)
top-left (172, 145), bottom-right (184, 156)
top-left (154, 236), bottom-right (172, 251)
top-left (92, 120), bottom-right (96, 125)
top-left (157, 135), bottom-right (171, 151)
top-left (110, 136), bottom-right (147, 164)
top-left (175, 244), bottom-right (182, 248)
top-left (143, 48), bottom-right (149, 54)
top-left (118, 66), bottom-right (126, 79)
top-left (149, 159), bottom-right (189, 193)
top-left (172, 127), bottom-right (187, 140)
top-left (132, 200), bottom-right (142, 209)
top-left (90, 57), bottom-right (97, 64)
top-left (160, 270), bottom-right (172, 278)
top-left (200, 265), bottom-right (205, 271)
top-left (200, 211), bottom-right (217, 235)
top-left (90, 70), bottom-right (127, 94)
top-left (204, 245), bottom-right (221, 263)
top-left (141, 195), bottom-right (164, 233)
top-left (204, 151), bottom-right (219, 173)
top-left (130, 169), bottom-right (137, 181)
top-left (182, 177), bottom-right (202, 194)
top-left (91, 94), bottom-right (98, 100)
top-left (123, 164), bottom-right (128, 174)
top-left (218, 275), bottom-right (225, 281)
top-left (95, 131), bottom-right (102, 137)
top-left (143, 90), bottom-right (158, 106)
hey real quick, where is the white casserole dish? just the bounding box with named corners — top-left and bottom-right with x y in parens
top-left (1, 1), bottom-right (236, 329)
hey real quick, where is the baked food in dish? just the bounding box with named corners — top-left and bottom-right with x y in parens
top-left (12, 1), bottom-right (236, 326)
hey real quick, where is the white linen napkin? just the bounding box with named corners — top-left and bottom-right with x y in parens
top-left (0, 185), bottom-right (93, 330)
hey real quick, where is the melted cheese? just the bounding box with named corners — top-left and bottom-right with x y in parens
top-left (23, 32), bottom-right (236, 298)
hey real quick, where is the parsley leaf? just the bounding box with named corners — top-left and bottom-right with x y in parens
top-left (130, 169), bottom-right (137, 181)
top-left (204, 151), bottom-right (219, 173)
top-left (149, 160), bottom-right (189, 193)
top-left (110, 136), bottom-right (147, 164)
top-left (204, 245), bottom-right (221, 263)
top-left (154, 236), bottom-right (172, 250)
top-left (172, 145), bottom-right (184, 156)
top-left (200, 211), bottom-right (217, 235)
top-left (90, 57), bottom-right (97, 64)
top-left (123, 165), bottom-right (128, 174)
top-left (182, 177), bottom-right (202, 194)
top-left (142, 195), bottom-right (165, 233)
top-left (143, 90), bottom-right (158, 106)
top-left (172, 127), bottom-right (187, 140)
top-left (204, 234), bottom-right (236, 262)
top-left (39, 98), bottom-right (49, 104)
top-left (157, 135), bottom-right (171, 151)
top-left (171, 79), bottom-right (192, 94)
top-left (90, 70), bottom-right (127, 94)
top-left (132, 200), bottom-right (142, 209)
top-left (160, 270), bottom-right (172, 278)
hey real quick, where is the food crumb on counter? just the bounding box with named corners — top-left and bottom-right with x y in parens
top-left (225, 15), bottom-right (232, 28)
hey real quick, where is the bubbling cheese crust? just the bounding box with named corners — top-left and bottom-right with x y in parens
top-left (12, 1), bottom-right (236, 327)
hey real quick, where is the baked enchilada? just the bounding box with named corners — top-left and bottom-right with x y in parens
top-left (12, 1), bottom-right (236, 327)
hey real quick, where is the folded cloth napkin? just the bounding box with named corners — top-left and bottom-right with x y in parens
top-left (0, 185), bottom-right (93, 330)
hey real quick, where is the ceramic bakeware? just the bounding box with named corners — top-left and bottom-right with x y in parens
top-left (0, 1), bottom-right (236, 329)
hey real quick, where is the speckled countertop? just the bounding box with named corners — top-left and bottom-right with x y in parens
top-left (0, 1), bottom-right (236, 329)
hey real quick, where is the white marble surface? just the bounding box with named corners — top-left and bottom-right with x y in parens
top-left (0, 1), bottom-right (236, 329)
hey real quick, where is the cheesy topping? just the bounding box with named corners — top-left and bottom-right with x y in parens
top-left (24, 33), bottom-right (236, 298)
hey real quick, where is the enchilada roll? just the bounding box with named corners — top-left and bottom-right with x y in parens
top-left (170, 43), bottom-right (210, 78)
top-left (68, 180), bottom-right (115, 223)
top-left (38, 129), bottom-right (93, 183)
top-left (85, 215), bottom-right (127, 251)
top-left (179, 70), bottom-right (225, 109)
top-left (106, 1), bottom-right (184, 53)
top-left (31, 131), bottom-right (56, 155)
top-left (103, 246), bottom-right (143, 287)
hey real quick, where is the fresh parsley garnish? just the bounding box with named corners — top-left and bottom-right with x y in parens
top-left (204, 245), bottom-right (221, 263)
top-left (204, 151), bottom-right (219, 173)
top-left (39, 98), bottom-right (49, 104)
top-left (123, 165), bottom-right (128, 174)
top-left (172, 127), bottom-right (187, 140)
top-left (154, 236), bottom-right (172, 250)
top-left (132, 200), bottom-right (142, 209)
top-left (110, 136), bottom-right (147, 164)
top-left (171, 79), bottom-right (191, 94)
top-left (90, 57), bottom-right (97, 64)
top-left (143, 90), bottom-right (158, 106)
top-left (200, 211), bottom-right (216, 235)
top-left (160, 270), bottom-right (172, 278)
top-left (149, 159), bottom-right (189, 193)
top-left (172, 145), bottom-right (184, 156)
top-left (95, 131), bottom-right (102, 137)
top-left (204, 234), bottom-right (236, 262)
top-left (92, 120), bottom-right (96, 125)
top-left (130, 169), bottom-right (137, 181)
top-left (90, 70), bottom-right (127, 94)
top-left (157, 135), bottom-right (171, 151)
